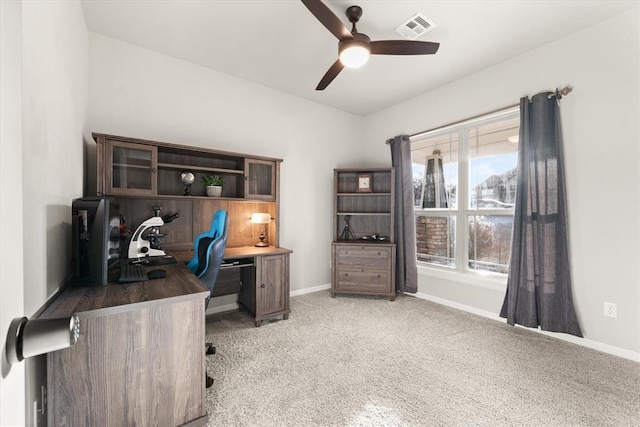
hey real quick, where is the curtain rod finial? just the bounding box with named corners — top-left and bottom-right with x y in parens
top-left (561, 86), bottom-right (573, 96)
top-left (549, 86), bottom-right (573, 100)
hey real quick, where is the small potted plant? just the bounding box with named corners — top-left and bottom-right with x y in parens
top-left (201, 174), bottom-right (223, 197)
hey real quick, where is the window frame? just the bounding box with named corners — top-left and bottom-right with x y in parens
top-left (411, 107), bottom-right (519, 279)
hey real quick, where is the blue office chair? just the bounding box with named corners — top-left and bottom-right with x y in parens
top-left (187, 210), bottom-right (228, 285)
top-left (188, 209), bottom-right (228, 388)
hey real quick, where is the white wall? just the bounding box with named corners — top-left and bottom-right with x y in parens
top-left (362, 9), bottom-right (640, 355)
top-left (1, 2), bottom-right (26, 424)
top-left (2, 1), bottom-right (88, 424)
top-left (88, 34), bottom-right (363, 299)
top-left (22, 0), bottom-right (89, 316)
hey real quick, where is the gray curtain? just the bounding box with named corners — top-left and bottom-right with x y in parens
top-left (500, 92), bottom-right (582, 337)
top-left (389, 135), bottom-right (418, 293)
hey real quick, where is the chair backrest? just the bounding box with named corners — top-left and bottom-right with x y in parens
top-left (187, 210), bottom-right (228, 307)
top-left (187, 210), bottom-right (227, 275)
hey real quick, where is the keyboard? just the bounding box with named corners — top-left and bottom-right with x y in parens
top-left (119, 263), bottom-right (149, 283)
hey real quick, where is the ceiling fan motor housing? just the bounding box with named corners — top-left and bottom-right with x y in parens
top-left (339, 33), bottom-right (371, 68)
top-left (339, 32), bottom-right (370, 51)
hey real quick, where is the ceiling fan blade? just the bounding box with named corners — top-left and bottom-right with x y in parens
top-left (316, 59), bottom-right (344, 90)
top-left (301, 0), bottom-right (352, 40)
top-left (370, 40), bottom-right (440, 55)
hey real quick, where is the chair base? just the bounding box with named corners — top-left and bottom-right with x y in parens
top-left (206, 374), bottom-right (214, 388)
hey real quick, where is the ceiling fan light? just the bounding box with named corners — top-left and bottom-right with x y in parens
top-left (339, 43), bottom-right (370, 68)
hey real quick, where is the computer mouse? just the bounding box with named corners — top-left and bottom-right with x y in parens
top-left (147, 269), bottom-right (167, 280)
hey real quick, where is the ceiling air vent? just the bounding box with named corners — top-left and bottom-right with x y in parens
top-left (395, 13), bottom-right (435, 40)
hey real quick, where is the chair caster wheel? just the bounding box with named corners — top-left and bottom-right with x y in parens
top-left (206, 343), bottom-right (216, 355)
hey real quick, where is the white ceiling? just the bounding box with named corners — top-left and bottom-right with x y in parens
top-left (81, 0), bottom-right (639, 116)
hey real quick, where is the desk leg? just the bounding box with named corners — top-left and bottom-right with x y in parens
top-left (255, 320), bottom-right (262, 327)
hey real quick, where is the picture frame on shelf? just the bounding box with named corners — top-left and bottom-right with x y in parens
top-left (357, 173), bottom-right (372, 192)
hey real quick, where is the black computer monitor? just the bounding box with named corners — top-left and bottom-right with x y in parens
top-left (71, 197), bottom-right (120, 285)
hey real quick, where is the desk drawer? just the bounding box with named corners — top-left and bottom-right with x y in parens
top-left (335, 268), bottom-right (391, 293)
top-left (335, 246), bottom-right (392, 269)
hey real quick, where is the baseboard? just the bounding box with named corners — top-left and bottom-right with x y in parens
top-left (291, 283), bottom-right (331, 297)
top-left (206, 285), bottom-right (331, 315)
top-left (206, 303), bottom-right (239, 316)
top-left (412, 292), bottom-right (640, 363)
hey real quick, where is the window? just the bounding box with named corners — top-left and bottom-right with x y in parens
top-left (412, 110), bottom-right (519, 275)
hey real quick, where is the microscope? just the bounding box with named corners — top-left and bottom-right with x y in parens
top-left (127, 207), bottom-right (179, 259)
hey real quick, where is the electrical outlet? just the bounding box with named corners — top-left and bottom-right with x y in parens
top-left (603, 302), bottom-right (617, 318)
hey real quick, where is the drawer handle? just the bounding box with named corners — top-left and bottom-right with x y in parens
top-left (361, 269), bottom-right (364, 272)
top-left (345, 273), bottom-right (348, 277)
top-left (377, 274), bottom-right (381, 278)
top-left (378, 252), bottom-right (381, 255)
top-left (260, 284), bottom-right (265, 288)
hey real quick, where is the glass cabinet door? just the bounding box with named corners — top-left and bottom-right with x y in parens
top-left (106, 140), bottom-right (157, 195)
top-left (245, 159), bottom-right (276, 200)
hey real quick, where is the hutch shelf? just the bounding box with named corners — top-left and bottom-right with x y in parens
top-left (331, 168), bottom-right (396, 300)
top-left (95, 132), bottom-right (278, 201)
top-left (93, 132), bottom-right (283, 250)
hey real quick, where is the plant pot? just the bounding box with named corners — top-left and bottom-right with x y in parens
top-left (206, 185), bottom-right (222, 197)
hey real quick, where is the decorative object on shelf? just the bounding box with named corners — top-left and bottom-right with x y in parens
top-left (339, 215), bottom-right (357, 240)
top-left (357, 173), bottom-right (372, 192)
top-left (180, 171), bottom-right (195, 196)
top-left (201, 174), bottom-right (223, 197)
top-left (250, 213), bottom-right (272, 247)
top-left (360, 234), bottom-right (386, 241)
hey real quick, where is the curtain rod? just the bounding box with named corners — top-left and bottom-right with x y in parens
top-left (385, 86), bottom-right (573, 144)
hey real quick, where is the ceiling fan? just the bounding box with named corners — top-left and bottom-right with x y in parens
top-left (301, 0), bottom-right (440, 90)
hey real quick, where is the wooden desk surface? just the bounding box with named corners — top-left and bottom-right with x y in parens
top-left (173, 245), bottom-right (293, 263)
top-left (224, 245), bottom-right (293, 259)
top-left (39, 247), bottom-right (292, 319)
top-left (38, 262), bottom-right (209, 319)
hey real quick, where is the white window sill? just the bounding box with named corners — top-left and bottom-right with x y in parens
top-left (416, 263), bottom-right (507, 292)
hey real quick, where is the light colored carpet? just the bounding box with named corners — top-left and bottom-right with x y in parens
top-left (204, 291), bottom-right (640, 426)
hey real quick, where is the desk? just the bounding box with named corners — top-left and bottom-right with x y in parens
top-left (37, 262), bottom-right (209, 426)
top-left (175, 246), bottom-right (293, 327)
